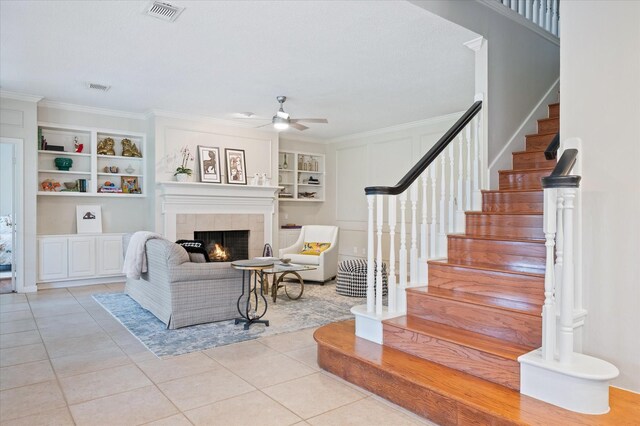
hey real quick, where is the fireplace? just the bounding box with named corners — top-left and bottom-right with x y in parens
top-left (194, 230), bottom-right (249, 262)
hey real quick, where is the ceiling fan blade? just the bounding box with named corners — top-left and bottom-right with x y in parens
top-left (254, 123), bottom-right (274, 129)
top-left (290, 122), bottom-right (309, 131)
top-left (235, 117), bottom-right (270, 121)
top-left (290, 118), bottom-right (328, 124)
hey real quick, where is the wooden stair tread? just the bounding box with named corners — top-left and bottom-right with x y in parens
top-left (465, 211), bottom-right (542, 216)
top-left (512, 149), bottom-right (548, 155)
top-left (498, 167), bottom-right (555, 175)
top-left (315, 321), bottom-right (640, 425)
top-left (428, 260), bottom-right (545, 278)
top-left (406, 286), bottom-right (541, 316)
top-left (481, 189), bottom-right (542, 194)
top-left (385, 316), bottom-right (533, 359)
top-left (525, 130), bottom-right (557, 138)
top-left (447, 233), bottom-right (545, 243)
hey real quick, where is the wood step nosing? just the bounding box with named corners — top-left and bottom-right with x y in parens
top-left (447, 234), bottom-right (545, 244)
top-left (427, 260), bottom-right (545, 278)
top-left (498, 167), bottom-right (555, 174)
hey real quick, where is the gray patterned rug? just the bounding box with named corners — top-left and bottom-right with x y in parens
top-left (93, 282), bottom-right (361, 358)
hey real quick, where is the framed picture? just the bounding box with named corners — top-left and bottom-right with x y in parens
top-left (198, 146), bottom-right (221, 183)
top-left (76, 205), bottom-right (102, 234)
top-left (121, 176), bottom-right (140, 194)
top-left (225, 148), bottom-right (247, 185)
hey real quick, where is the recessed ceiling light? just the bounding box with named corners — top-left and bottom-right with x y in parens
top-left (144, 1), bottom-right (184, 23)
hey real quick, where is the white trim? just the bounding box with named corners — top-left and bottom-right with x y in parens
top-left (0, 90), bottom-right (43, 103)
top-left (463, 36), bottom-right (485, 52)
top-left (148, 109), bottom-right (270, 130)
top-left (38, 276), bottom-right (124, 289)
top-left (37, 121), bottom-right (147, 138)
top-left (38, 100), bottom-right (147, 120)
top-left (326, 111), bottom-right (465, 145)
top-left (0, 138), bottom-right (26, 292)
top-left (476, 0), bottom-right (560, 46)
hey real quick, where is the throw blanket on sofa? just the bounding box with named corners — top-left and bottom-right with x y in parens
top-left (123, 231), bottom-right (162, 279)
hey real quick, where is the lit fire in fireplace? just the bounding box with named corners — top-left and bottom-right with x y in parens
top-left (210, 243), bottom-right (230, 262)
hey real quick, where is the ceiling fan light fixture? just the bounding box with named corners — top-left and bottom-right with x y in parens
top-left (272, 116), bottom-right (289, 130)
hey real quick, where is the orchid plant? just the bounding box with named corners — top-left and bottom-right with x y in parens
top-left (175, 146), bottom-right (194, 176)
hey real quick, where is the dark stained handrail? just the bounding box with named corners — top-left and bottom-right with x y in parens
top-left (364, 101), bottom-right (482, 196)
top-left (541, 148), bottom-right (581, 188)
top-left (544, 132), bottom-right (560, 160)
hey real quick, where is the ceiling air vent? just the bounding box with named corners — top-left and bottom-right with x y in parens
top-left (145, 1), bottom-right (184, 22)
top-left (87, 83), bottom-right (111, 92)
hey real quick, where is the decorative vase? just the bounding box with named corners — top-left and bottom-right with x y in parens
top-left (175, 173), bottom-right (189, 182)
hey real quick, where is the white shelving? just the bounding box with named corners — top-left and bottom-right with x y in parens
top-left (37, 123), bottom-right (146, 197)
top-left (278, 150), bottom-right (325, 201)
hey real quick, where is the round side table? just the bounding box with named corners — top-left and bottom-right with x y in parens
top-left (231, 259), bottom-right (274, 330)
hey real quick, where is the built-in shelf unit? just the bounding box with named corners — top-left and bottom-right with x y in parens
top-left (278, 150), bottom-right (325, 202)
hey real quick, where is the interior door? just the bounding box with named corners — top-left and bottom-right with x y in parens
top-left (0, 142), bottom-right (15, 293)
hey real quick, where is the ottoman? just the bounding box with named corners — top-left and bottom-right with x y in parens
top-left (336, 259), bottom-right (388, 297)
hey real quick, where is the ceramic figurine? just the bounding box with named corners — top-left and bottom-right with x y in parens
top-left (97, 138), bottom-right (116, 155)
top-left (73, 136), bottom-right (84, 153)
top-left (121, 138), bottom-right (142, 157)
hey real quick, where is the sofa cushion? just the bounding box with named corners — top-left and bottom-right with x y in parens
top-left (176, 240), bottom-right (210, 262)
top-left (300, 242), bottom-right (331, 255)
top-left (286, 253), bottom-right (321, 265)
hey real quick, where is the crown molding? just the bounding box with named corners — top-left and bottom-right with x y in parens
top-left (148, 109), bottom-right (260, 129)
top-left (0, 90), bottom-right (43, 103)
top-left (476, 0), bottom-right (559, 46)
top-left (326, 111), bottom-right (465, 145)
top-left (38, 100), bottom-right (147, 120)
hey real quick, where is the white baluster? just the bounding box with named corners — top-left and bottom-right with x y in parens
top-left (448, 144), bottom-right (455, 233)
top-left (511, 0), bottom-right (518, 11)
top-left (456, 134), bottom-right (466, 232)
top-left (554, 193), bottom-right (565, 308)
top-left (542, 188), bottom-right (557, 361)
top-left (438, 154), bottom-right (447, 257)
top-left (559, 188), bottom-right (576, 364)
top-left (518, 0), bottom-right (526, 15)
top-left (388, 195), bottom-right (397, 313)
top-left (473, 114), bottom-right (483, 210)
top-left (367, 195), bottom-right (375, 313)
top-left (525, 0), bottom-right (533, 20)
top-left (410, 184), bottom-right (418, 285)
top-left (544, 0), bottom-right (552, 32)
top-left (376, 195), bottom-right (384, 315)
top-left (532, 0), bottom-right (539, 25)
top-left (501, 0), bottom-right (509, 6)
top-left (429, 166), bottom-right (437, 257)
top-left (551, 0), bottom-right (559, 36)
top-left (421, 174), bottom-right (428, 259)
top-left (539, 0), bottom-right (546, 28)
top-left (465, 125), bottom-right (472, 211)
top-left (399, 193), bottom-right (408, 311)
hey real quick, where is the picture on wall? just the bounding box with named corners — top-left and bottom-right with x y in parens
top-left (76, 205), bottom-right (102, 234)
top-left (225, 148), bottom-right (247, 185)
top-left (198, 145), bottom-right (221, 183)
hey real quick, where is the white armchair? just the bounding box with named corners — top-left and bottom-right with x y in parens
top-left (279, 225), bottom-right (339, 283)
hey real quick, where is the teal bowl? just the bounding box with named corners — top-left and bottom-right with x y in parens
top-left (54, 157), bottom-right (73, 171)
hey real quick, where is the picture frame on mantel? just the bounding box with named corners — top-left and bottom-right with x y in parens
top-left (198, 145), bottom-right (222, 183)
top-left (225, 148), bottom-right (247, 185)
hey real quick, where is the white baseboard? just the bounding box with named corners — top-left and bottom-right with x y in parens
top-left (38, 275), bottom-right (125, 289)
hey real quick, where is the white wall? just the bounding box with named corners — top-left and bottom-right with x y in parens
top-left (560, 0), bottom-right (640, 392)
top-left (36, 104), bottom-right (150, 235)
top-left (0, 143), bottom-right (12, 216)
top-left (1, 96), bottom-right (38, 291)
top-left (410, 0), bottom-right (559, 187)
top-left (326, 113), bottom-right (462, 261)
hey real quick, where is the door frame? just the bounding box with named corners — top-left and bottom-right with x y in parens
top-left (1, 137), bottom-right (24, 293)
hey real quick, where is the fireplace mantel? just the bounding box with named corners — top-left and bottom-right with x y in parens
top-left (157, 181), bottom-right (280, 245)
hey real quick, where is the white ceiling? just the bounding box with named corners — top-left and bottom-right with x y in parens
top-left (0, 0), bottom-right (477, 139)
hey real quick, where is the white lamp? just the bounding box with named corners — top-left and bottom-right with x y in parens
top-left (273, 115), bottom-right (289, 130)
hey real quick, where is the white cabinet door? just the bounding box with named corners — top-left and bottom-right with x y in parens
top-left (96, 235), bottom-right (123, 276)
top-left (38, 237), bottom-right (68, 281)
top-left (68, 237), bottom-right (96, 278)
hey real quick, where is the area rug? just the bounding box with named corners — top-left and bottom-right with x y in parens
top-left (93, 283), bottom-right (362, 358)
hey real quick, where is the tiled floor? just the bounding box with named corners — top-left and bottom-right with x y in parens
top-left (0, 284), bottom-right (436, 425)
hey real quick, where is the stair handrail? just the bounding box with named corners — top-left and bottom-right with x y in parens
top-left (541, 148), bottom-right (581, 188)
top-left (544, 132), bottom-right (560, 160)
top-left (365, 101), bottom-right (482, 195)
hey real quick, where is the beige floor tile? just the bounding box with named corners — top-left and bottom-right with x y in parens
top-left (0, 302), bottom-right (30, 313)
top-left (0, 342), bottom-right (48, 367)
top-left (36, 311), bottom-right (96, 328)
top-left (69, 385), bottom-right (178, 426)
top-left (0, 329), bottom-right (42, 349)
top-left (38, 321), bottom-right (103, 342)
top-left (120, 341), bottom-right (157, 363)
top-left (259, 327), bottom-right (318, 353)
top-left (67, 284), bottom-right (110, 296)
top-left (0, 318), bottom-right (37, 334)
top-left (224, 352), bottom-right (316, 389)
top-left (368, 394), bottom-right (437, 425)
top-left (185, 390), bottom-right (301, 426)
top-left (107, 327), bottom-right (143, 346)
top-left (306, 397), bottom-right (421, 426)
top-left (203, 339), bottom-right (281, 366)
top-left (284, 345), bottom-right (320, 371)
top-left (59, 363), bottom-right (152, 404)
top-left (137, 351), bottom-right (221, 383)
top-left (44, 331), bottom-right (118, 358)
top-left (2, 406), bottom-right (75, 426)
top-left (320, 371), bottom-right (372, 397)
top-left (106, 282), bottom-right (125, 291)
top-left (30, 301), bottom-right (87, 319)
top-left (0, 380), bottom-right (67, 421)
top-left (0, 359), bottom-right (55, 391)
top-left (144, 413), bottom-right (193, 426)
top-left (50, 345), bottom-right (131, 378)
top-left (158, 367), bottom-right (255, 411)
top-left (0, 294), bottom-right (28, 304)
top-left (263, 372), bottom-right (367, 419)
top-left (0, 309), bottom-right (33, 323)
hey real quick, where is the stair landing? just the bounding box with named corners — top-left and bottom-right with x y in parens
top-left (315, 320), bottom-right (640, 425)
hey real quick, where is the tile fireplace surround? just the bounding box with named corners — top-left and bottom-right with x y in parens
top-left (158, 182), bottom-right (280, 259)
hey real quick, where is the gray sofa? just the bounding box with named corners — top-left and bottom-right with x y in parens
top-left (123, 234), bottom-right (243, 329)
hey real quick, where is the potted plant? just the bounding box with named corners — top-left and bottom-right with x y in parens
top-left (175, 146), bottom-right (194, 182)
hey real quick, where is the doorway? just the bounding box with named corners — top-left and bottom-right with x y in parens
top-left (0, 138), bottom-right (23, 293)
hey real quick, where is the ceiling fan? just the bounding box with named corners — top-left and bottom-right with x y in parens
top-left (242, 96), bottom-right (328, 131)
